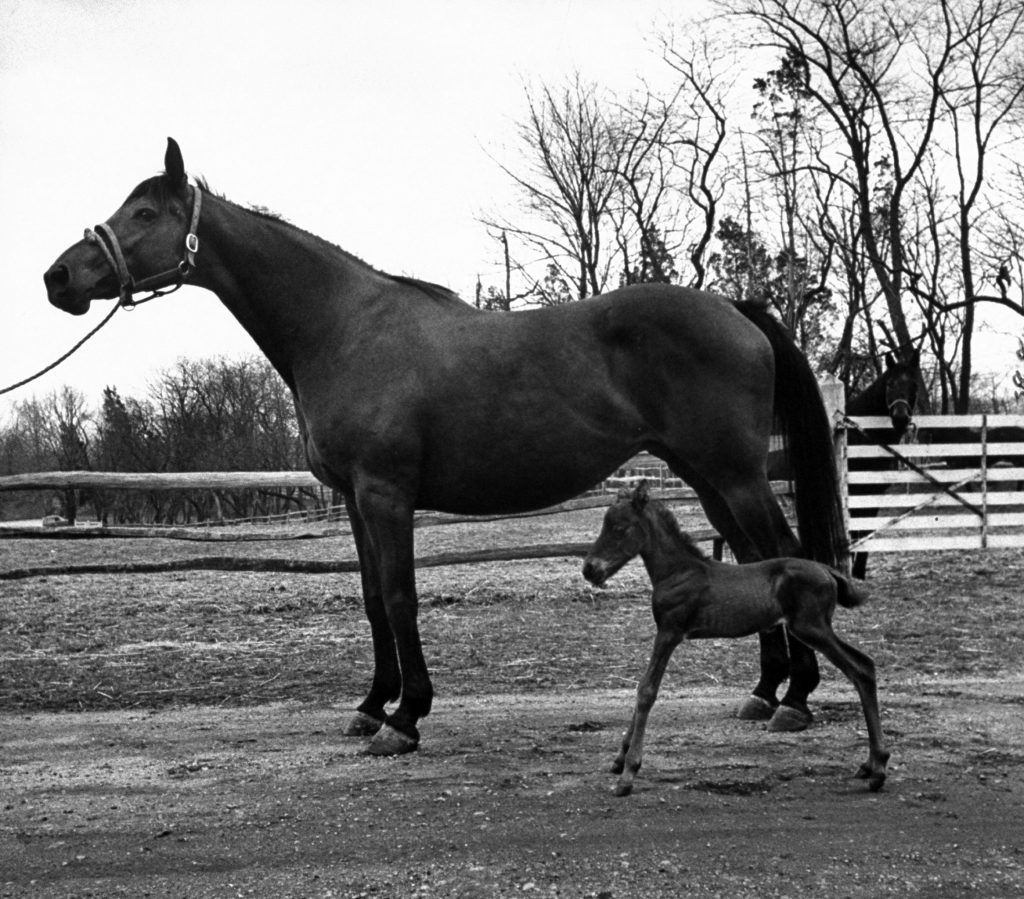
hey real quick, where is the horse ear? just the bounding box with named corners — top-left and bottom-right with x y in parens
top-left (164, 137), bottom-right (186, 188)
top-left (632, 479), bottom-right (649, 510)
top-left (884, 352), bottom-right (895, 369)
top-left (909, 347), bottom-right (920, 367)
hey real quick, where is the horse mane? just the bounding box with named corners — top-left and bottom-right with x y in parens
top-left (648, 500), bottom-right (709, 562)
top-left (136, 172), bottom-right (466, 308)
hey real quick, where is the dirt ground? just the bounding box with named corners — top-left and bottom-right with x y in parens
top-left (3, 509), bottom-right (1024, 897)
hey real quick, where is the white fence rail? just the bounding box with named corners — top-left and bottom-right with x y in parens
top-left (843, 413), bottom-right (1024, 553)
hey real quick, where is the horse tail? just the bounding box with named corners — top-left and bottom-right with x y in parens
top-left (832, 570), bottom-right (870, 608)
top-left (735, 301), bottom-right (848, 569)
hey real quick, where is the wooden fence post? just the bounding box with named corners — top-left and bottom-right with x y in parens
top-left (819, 376), bottom-right (851, 573)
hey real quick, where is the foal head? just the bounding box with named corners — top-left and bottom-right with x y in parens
top-left (582, 481), bottom-right (656, 587)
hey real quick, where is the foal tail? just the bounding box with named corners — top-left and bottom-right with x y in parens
top-left (832, 570), bottom-right (870, 609)
top-left (736, 302), bottom-right (848, 570)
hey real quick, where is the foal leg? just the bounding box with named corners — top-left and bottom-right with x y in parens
top-left (790, 623), bottom-right (889, 791)
top-left (343, 497), bottom-right (400, 737)
top-left (613, 629), bottom-right (682, 797)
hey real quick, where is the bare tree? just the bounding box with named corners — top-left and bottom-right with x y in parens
top-left (725, 0), bottom-right (1024, 410)
top-left (607, 84), bottom-right (687, 286)
top-left (481, 75), bottom-right (623, 303)
top-left (660, 34), bottom-right (736, 288)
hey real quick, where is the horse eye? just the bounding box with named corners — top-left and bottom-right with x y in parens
top-left (134, 208), bottom-right (157, 222)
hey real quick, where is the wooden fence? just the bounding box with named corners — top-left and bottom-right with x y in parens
top-left (841, 413), bottom-right (1024, 553)
top-left (3, 411), bottom-right (1023, 557)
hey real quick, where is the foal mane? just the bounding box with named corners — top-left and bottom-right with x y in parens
top-left (647, 500), bottom-right (709, 562)
top-left (135, 172), bottom-right (466, 308)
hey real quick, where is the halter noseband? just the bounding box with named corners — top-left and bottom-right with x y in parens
top-left (84, 178), bottom-right (202, 309)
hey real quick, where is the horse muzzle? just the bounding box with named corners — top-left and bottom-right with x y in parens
top-left (44, 263), bottom-right (87, 314)
top-left (582, 557), bottom-right (611, 587)
top-left (44, 242), bottom-right (117, 314)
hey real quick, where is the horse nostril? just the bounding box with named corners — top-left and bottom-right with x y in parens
top-left (44, 264), bottom-right (70, 293)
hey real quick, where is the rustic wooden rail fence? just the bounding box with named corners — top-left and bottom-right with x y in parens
top-left (3, 407), bottom-right (1022, 581)
top-left (0, 457), bottom-right (748, 579)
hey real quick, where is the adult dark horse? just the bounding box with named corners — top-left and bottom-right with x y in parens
top-left (844, 353), bottom-right (920, 579)
top-left (44, 139), bottom-right (845, 754)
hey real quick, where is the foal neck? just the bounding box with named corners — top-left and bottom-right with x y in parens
top-left (638, 505), bottom-right (710, 585)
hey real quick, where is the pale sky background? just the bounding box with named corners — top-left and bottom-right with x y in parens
top-left (2, 0), bottom-right (1020, 419)
top-left (0, 0), bottom-right (695, 415)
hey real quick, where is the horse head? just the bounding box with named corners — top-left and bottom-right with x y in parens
top-left (44, 138), bottom-right (200, 314)
top-left (882, 349), bottom-right (919, 437)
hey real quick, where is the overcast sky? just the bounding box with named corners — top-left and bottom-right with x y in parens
top-left (2, 0), bottom-right (1019, 418)
top-left (1, 0), bottom-right (695, 413)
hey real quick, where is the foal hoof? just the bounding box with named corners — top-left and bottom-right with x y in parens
top-left (367, 724), bottom-right (419, 756)
top-left (767, 705), bottom-right (813, 732)
top-left (344, 710), bottom-right (385, 737)
top-left (736, 695), bottom-right (777, 721)
top-left (856, 758), bottom-right (889, 792)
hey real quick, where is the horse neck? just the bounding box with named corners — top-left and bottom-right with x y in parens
top-left (846, 375), bottom-right (887, 417)
top-left (638, 509), bottom-right (708, 585)
top-left (189, 194), bottom-right (463, 385)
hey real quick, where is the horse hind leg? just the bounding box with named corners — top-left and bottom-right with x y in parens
top-left (613, 629), bottom-right (682, 797)
top-left (789, 617), bottom-right (889, 791)
top-left (682, 470), bottom-right (817, 730)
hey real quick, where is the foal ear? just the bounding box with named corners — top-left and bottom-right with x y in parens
top-left (164, 137), bottom-right (186, 188)
top-left (631, 479), bottom-right (650, 510)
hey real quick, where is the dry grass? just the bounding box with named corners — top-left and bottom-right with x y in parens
top-left (2, 505), bottom-right (1024, 711)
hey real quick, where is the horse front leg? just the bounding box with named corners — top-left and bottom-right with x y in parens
top-left (613, 629), bottom-right (681, 797)
top-left (354, 482), bottom-right (432, 756)
top-left (343, 496), bottom-right (401, 738)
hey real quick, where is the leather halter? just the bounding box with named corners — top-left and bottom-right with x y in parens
top-left (84, 178), bottom-right (202, 309)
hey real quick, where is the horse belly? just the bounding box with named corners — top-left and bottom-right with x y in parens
top-left (415, 440), bottom-right (632, 514)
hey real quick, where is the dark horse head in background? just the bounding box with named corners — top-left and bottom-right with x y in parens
top-left (846, 350), bottom-right (920, 438)
top-left (845, 349), bottom-right (922, 580)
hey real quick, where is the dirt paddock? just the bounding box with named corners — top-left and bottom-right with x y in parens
top-left (2, 513), bottom-right (1024, 896)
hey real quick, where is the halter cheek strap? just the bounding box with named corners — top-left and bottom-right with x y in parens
top-left (84, 177), bottom-right (202, 309)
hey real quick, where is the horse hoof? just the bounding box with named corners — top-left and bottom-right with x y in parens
top-left (857, 762), bottom-right (888, 791)
top-left (736, 695), bottom-right (776, 721)
top-left (367, 724), bottom-right (419, 756)
top-left (767, 705), bottom-right (813, 732)
top-left (344, 710), bottom-right (385, 737)
top-left (613, 780), bottom-right (634, 797)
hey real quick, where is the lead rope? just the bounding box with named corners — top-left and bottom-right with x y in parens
top-left (0, 302), bottom-right (121, 396)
